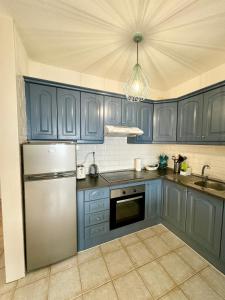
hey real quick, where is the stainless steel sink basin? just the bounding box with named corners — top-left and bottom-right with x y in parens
top-left (194, 180), bottom-right (225, 191)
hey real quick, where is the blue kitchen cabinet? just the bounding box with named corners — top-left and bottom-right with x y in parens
top-left (177, 95), bottom-right (203, 142)
top-left (122, 100), bottom-right (137, 126)
top-left (77, 187), bottom-right (110, 251)
top-left (153, 102), bottom-right (177, 142)
top-left (186, 189), bottom-right (223, 258)
top-left (128, 102), bottom-right (153, 144)
top-left (81, 92), bottom-right (104, 141)
top-left (27, 83), bottom-right (57, 140)
top-left (104, 96), bottom-right (122, 126)
top-left (220, 208), bottom-right (225, 264)
top-left (162, 180), bottom-right (187, 233)
top-left (146, 180), bottom-right (162, 222)
top-left (57, 88), bottom-right (80, 140)
top-left (202, 86), bottom-right (225, 141)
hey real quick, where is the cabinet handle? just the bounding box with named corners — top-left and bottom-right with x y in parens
top-left (202, 135), bottom-right (205, 139)
top-left (96, 217), bottom-right (101, 221)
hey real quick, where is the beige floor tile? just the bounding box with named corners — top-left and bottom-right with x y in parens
top-left (114, 270), bottom-right (152, 300)
top-left (144, 236), bottom-right (170, 258)
top-left (160, 231), bottom-right (184, 250)
top-left (0, 291), bottom-right (14, 300)
top-left (136, 227), bottom-right (156, 240)
top-left (138, 261), bottom-right (175, 299)
top-left (200, 266), bottom-right (225, 298)
top-left (101, 239), bottom-right (122, 255)
top-left (159, 252), bottom-right (195, 284)
top-left (180, 274), bottom-right (223, 300)
top-left (50, 255), bottom-right (77, 274)
top-left (79, 257), bottom-right (110, 292)
top-left (0, 269), bottom-right (17, 296)
top-left (48, 266), bottom-right (81, 300)
top-left (120, 233), bottom-right (140, 247)
top-left (78, 246), bottom-right (101, 265)
top-left (126, 242), bottom-right (154, 267)
top-left (0, 252), bottom-right (5, 269)
top-left (104, 248), bottom-right (133, 278)
top-left (152, 224), bottom-right (168, 235)
top-left (160, 288), bottom-right (188, 300)
top-left (17, 267), bottom-right (49, 288)
top-left (83, 282), bottom-right (117, 300)
top-left (176, 245), bottom-right (208, 271)
top-left (13, 277), bottom-right (48, 300)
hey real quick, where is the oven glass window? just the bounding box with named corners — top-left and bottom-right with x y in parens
top-left (110, 193), bottom-right (145, 229)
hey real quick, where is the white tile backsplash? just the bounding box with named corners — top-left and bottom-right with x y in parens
top-left (76, 138), bottom-right (225, 181)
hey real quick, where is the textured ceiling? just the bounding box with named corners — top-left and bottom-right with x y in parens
top-left (1, 0), bottom-right (225, 90)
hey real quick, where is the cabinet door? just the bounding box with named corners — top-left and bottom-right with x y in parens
top-left (221, 210), bottom-right (225, 263)
top-left (146, 180), bottom-right (161, 221)
top-left (202, 86), bottom-right (225, 141)
top-left (104, 96), bottom-right (122, 126)
top-left (186, 189), bottom-right (223, 257)
top-left (153, 102), bottom-right (177, 142)
top-left (137, 102), bottom-right (153, 143)
top-left (177, 95), bottom-right (203, 142)
top-left (28, 84), bottom-right (57, 140)
top-left (57, 89), bottom-right (80, 140)
top-left (122, 100), bottom-right (137, 126)
top-left (81, 92), bottom-right (104, 141)
top-left (162, 180), bottom-right (187, 232)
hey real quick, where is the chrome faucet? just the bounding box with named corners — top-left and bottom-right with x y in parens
top-left (201, 165), bottom-right (210, 181)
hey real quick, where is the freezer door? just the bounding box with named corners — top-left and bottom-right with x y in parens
top-left (24, 176), bottom-right (76, 271)
top-left (23, 143), bottom-right (76, 175)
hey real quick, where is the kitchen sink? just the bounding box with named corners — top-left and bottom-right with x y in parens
top-left (194, 180), bottom-right (225, 191)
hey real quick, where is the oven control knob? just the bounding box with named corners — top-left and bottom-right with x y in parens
top-left (133, 189), bottom-right (137, 193)
top-left (122, 190), bottom-right (126, 195)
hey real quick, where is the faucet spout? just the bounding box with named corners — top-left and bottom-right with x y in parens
top-left (201, 164), bottom-right (210, 181)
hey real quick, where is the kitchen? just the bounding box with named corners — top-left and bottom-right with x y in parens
top-left (0, 0), bottom-right (225, 299)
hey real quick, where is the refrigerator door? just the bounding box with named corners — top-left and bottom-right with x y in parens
top-left (23, 143), bottom-right (76, 175)
top-left (24, 176), bottom-right (76, 271)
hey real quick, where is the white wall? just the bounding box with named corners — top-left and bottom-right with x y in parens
top-left (77, 139), bottom-right (225, 181)
top-left (0, 16), bottom-right (25, 282)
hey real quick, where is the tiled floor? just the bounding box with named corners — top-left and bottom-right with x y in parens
top-left (0, 224), bottom-right (225, 299)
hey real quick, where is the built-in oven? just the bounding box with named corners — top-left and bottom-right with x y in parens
top-left (110, 185), bottom-right (145, 230)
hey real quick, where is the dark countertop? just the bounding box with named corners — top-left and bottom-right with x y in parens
top-left (77, 169), bottom-right (225, 201)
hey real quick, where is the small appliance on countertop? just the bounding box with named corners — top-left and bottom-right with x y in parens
top-left (89, 152), bottom-right (99, 177)
top-left (77, 164), bottom-right (86, 180)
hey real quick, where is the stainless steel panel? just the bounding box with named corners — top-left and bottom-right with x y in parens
top-left (111, 185), bottom-right (145, 199)
top-left (24, 171), bottom-right (76, 182)
top-left (24, 177), bottom-right (76, 271)
top-left (23, 143), bottom-right (76, 175)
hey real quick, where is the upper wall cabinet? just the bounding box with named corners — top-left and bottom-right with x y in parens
top-left (153, 102), bottom-right (177, 142)
top-left (81, 92), bottom-right (104, 141)
top-left (122, 100), bottom-right (137, 127)
top-left (104, 96), bottom-right (122, 126)
top-left (27, 83), bottom-right (57, 140)
top-left (202, 86), bottom-right (225, 141)
top-left (128, 102), bottom-right (153, 144)
top-left (57, 88), bottom-right (80, 140)
top-left (177, 95), bottom-right (203, 142)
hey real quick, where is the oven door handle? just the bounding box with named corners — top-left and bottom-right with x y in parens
top-left (117, 196), bottom-right (143, 204)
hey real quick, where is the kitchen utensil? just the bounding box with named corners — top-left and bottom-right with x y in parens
top-left (89, 152), bottom-right (99, 177)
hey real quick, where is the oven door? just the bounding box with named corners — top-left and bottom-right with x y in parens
top-left (110, 192), bottom-right (145, 230)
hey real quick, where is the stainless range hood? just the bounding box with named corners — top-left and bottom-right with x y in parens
top-left (104, 125), bottom-right (144, 137)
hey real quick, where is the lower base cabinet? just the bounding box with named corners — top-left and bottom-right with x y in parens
top-left (186, 189), bottom-right (223, 258)
top-left (221, 211), bottom-right (225, 263)
top-left (162, 180), bottom-right (187, 233)
top-left (146, 180), bottom-right (161, 222)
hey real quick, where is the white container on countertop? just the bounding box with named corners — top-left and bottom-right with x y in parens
top-left (134, 158), bottom-right (142, 172)
top-left (77, 164), bottom-right (86, 179)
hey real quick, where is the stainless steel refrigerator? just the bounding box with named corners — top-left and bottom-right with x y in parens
top-left (22, 142), bottom-right (77, 272)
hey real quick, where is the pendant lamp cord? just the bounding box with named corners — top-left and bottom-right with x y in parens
top-left (137, 41), bottom-right (139, 65)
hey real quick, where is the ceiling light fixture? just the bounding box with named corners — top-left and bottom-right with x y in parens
top-left (124, 32), bottom-right (150, 102)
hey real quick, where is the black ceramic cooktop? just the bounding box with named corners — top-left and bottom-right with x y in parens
top-left (100, 170), bottom-right (144, 183)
